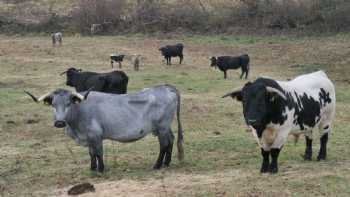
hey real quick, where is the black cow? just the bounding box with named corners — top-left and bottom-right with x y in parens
top-left (159, 43), bottom-right (184, 65)
top-left (110, 54), bottom-right (125, 69)
top-left (60, 67), bottom-right (128, 94)
top-left (210, 54), bottom-right (250, 79)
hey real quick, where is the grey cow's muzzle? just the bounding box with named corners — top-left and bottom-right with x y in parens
top-left (54, 120), bottom-right (66, 128)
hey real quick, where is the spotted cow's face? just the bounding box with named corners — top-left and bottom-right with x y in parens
top-left (240, 83), bottom-right (269, 134)
top-left (223, 81), bottom-right (287, 138)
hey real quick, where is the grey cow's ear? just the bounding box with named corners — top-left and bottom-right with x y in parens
top-left (71, 95), bottom-right (82, 104)
top-left (222, 89), bottom-right (243, 101)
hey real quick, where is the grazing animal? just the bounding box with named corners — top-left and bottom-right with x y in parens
top-left (25, 85), bottom-right (184, 172)
top-left (133, 55), bottom-right (141, 71)
top-left (90, 21), bottom-right (112, 35)
top-left (222, 71), bottom-right (335, 173)
top-left (60, 67), bottom-right (128, 94)
top-left (159, 43), bottom-right (184, 65)
top-left (210, 54), bottom-right (250, 79)
top-left (51, 32), bottom-right (62, 46)
top-left (90, 24), bottom-right (103, 35)
top-left (110, 54), bottom-right (125, 69)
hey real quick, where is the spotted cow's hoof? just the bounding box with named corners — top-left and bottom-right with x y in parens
top-left (260, 163), bottom-right (270, 173)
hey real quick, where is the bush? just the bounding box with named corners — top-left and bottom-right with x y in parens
top-left (1, 0), bottom-right (350, 35)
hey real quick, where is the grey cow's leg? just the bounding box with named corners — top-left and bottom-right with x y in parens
top-left (154, 131), bottom-right (172, 169)
top-left (304, 136), bottom-right (312, 161)
top-left (96, 143), bottom-right (104, 172)
top-left (89, 147), bottom-right (97, 171)
top-left (317, 133), bottom-right (328, 161)
top-left (89, 141), bottom-right (104, 172)
top-left (269, 148), bottom-right (281, 173)
top-left (260, 148), bottom-right (270, 173)
top-left (164, 130), bottom-right (174, 167)
top-left (119, 62), bottom-right (122, 69)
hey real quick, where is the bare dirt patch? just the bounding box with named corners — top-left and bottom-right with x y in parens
top-left (52, 170), bottom-right (237, 197)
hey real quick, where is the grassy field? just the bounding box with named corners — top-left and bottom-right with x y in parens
top-left (1, 33), bottom-right (350, 197)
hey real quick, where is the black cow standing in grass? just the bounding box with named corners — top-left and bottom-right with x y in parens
top-left (60, 67), bottom-right (128, 94)
top-left (159, 43), bottom-right (184, 65)
top-left (210, 54), bottom-right (250, 79)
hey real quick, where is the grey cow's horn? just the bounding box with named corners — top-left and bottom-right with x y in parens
top-left (24, 91), bottom-right (39, 102)
top-left (266, 87), bottom-right (287, 100)
top-left (24, 91), bottom-right (53, 103)
top-left (71, 92), bottom-right (85, 100)
top-left (38, 91), bottom-right (53, 102)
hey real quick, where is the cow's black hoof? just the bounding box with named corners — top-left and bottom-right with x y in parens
top-left (317, 150), bottom-right (326, 161)
top-left (303, 154), bottom-right (312, 161)
top-left (98, 165), bottom-right (104, 173)
top-left (317, 155), bottom-right (326, 161)
top-left (90, 164), bottom-right (97, 171)
top-left (269, 167), bottom-right (278, 174)
top-left (153, 164), bottom-right (163, 170)
top-left (269, 164), bottom-right (278, 174)
top-left (90, 167), bottom-right (97, 171)
top-left (260, 164), bottom-right (269, 173)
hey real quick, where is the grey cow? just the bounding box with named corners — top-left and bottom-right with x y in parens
top-left (25, 84), bottom-right (184, 172)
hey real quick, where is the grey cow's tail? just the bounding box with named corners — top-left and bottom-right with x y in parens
top-left (168, 85), bottom-right (184, 161)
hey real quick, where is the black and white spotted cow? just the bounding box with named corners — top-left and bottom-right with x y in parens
top-left (223, 71), bottom-right (336, 173)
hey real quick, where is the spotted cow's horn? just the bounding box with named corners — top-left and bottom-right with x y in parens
top-left (266, 87), bottom-right (287, 100)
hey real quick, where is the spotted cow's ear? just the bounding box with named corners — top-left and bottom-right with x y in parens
top-left (222, 89), bottom-right (243, 101)
top-left (266, 86), bottom-right (287, 100)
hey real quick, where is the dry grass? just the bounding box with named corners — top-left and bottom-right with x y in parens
top-left (1, 33), bottom-right (350, 197)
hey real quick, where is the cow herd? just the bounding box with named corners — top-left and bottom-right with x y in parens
top-left (25, 36), bottom-right (336, 174)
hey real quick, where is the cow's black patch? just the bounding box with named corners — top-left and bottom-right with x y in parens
top-left (319, 88), bottom-right (332, 107)
top-left (289, 92), bottom-right (321, 130)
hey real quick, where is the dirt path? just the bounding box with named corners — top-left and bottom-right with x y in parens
top-left (51, 170), bottom-right (239, 197)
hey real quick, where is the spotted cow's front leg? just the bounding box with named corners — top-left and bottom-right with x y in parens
top-left (269, 148), bottom-right (281, 173)
top-left (260, 148), bottom-right (270, 173)
top-left (317, 133), bottom-right (328, 161)
top-left (304, 136), bottom-right (312, 161)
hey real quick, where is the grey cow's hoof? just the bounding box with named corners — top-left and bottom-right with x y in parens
top-left (153, 164), bottom-right (163, 170)
top-left (317, 155), bottom-right (326, 161)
